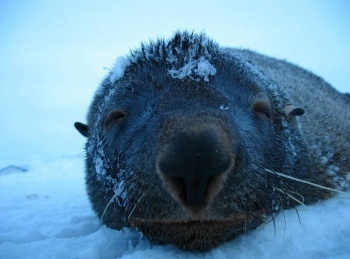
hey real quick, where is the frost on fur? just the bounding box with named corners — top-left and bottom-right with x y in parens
top-left (129, 31), bottom-right (219, 82)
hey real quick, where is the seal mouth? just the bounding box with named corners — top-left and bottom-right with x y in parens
top-left (130, 213), bottom-right (265, 251)
top-left (129, 208), bottom-right (266, 226)
top-left (131, 214), bottom-right (259, 225)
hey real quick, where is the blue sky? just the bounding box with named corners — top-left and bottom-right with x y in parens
top-left (0, 0), bottom-right (349, 165)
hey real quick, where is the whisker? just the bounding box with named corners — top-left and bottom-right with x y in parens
top-left (281, 208), bottom-right (286, 238)
top-left (290, 191), bottom-right (305, 204)
top-left (127, 193), bottom-right (145, 220)
top-left (101, 192), bottom-right (118, 224)
top-left (294, 207), bottom-right (301, 225)
top-left (272, 214), bottom-right (276, 239)
top-left (275, 187), bottom-right (306, 206)
top-left (265, 169), bottom-right (349, 196)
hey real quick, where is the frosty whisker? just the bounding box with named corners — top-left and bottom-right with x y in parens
top-left (101, 193), bottom-right (118, 224)
top-left (275, 187), bottom-right (305, 206)
top-left (127, 194), bottom-right (145, 220)
top-left (265, 169), bottom-right (349, 196)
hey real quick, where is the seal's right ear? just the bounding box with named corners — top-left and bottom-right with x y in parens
top-left (74, 122), bottom-right (90, 137)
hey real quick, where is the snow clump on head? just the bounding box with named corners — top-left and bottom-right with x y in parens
top-left (110, 56), bottom-right (130, 84)
top-left (129, 31), bottom-right (220, 82)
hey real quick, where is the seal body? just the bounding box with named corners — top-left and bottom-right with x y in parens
top-left (75, 32), bottom-right (350, 251)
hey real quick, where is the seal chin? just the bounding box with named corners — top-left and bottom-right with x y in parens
top-left (130, 216), bottom-right (264, 251)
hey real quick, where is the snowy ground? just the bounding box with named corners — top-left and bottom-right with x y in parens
top-left (0, 157), bottom-right (349, 259)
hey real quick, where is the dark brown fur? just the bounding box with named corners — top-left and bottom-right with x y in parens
top-left (75, 32), bottom-right (350, 252)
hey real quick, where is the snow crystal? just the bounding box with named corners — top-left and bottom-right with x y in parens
top-left (165, 51), bottom-right (177, 63)
top-left (94, 156), bottom-right (104, 175)
top-left (110, 56), bottom-right (130, 84)
top-left (319, 156), bottom-right (328, 165)
top-left (168, 56), bottom-right (216, 82)
top-left (219, 105), bottom-right (229, 110)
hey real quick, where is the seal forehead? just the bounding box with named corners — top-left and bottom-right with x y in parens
top-left (128, 31), bottom-right (220, 82)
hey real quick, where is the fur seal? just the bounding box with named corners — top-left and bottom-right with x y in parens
top-left (75, 31), bottom-right (350, 251)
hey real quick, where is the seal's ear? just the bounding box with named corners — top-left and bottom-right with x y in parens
top-left (74, 122), bottom-right (90, 137)
top-left (283, 105), bottom-right (304, 117)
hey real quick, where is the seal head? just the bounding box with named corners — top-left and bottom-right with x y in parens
top-left (75, 32), bottom-right (347, 251)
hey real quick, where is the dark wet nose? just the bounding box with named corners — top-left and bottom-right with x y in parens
top-left (157, 128), bottom-right (233, 207)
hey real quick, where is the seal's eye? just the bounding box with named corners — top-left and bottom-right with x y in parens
top-left (104, 109), bottom-right (126, 129)
top-left (253, 101), bottom-right (272, 121)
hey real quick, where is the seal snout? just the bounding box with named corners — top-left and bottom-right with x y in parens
top-left (157, 123), bottom-right (234, 209)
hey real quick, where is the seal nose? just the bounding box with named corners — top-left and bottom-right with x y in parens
top-left (157, 128), bottom-right (233, 207)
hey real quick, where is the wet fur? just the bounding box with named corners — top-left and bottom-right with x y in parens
top-left (76, 32), bottom-right (350, 251)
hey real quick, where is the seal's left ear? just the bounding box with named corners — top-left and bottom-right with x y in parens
top-left (74, 122), bottom-right (90, 137)
top-left (283, 105), bottom-right (304, 117)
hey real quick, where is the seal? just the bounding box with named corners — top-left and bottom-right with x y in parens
top-left (75, 31), bottom-right (350, 252)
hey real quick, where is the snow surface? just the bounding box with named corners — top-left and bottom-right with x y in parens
top-left (1, 157), bottom-right (350, 259)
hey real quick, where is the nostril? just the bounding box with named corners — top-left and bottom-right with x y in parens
top-left (185, 177), bottom-right (212, 206)
top-left (164, 175), bottom-right (210, 207)
top-left (169, 176), bottom-right (187, 204)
